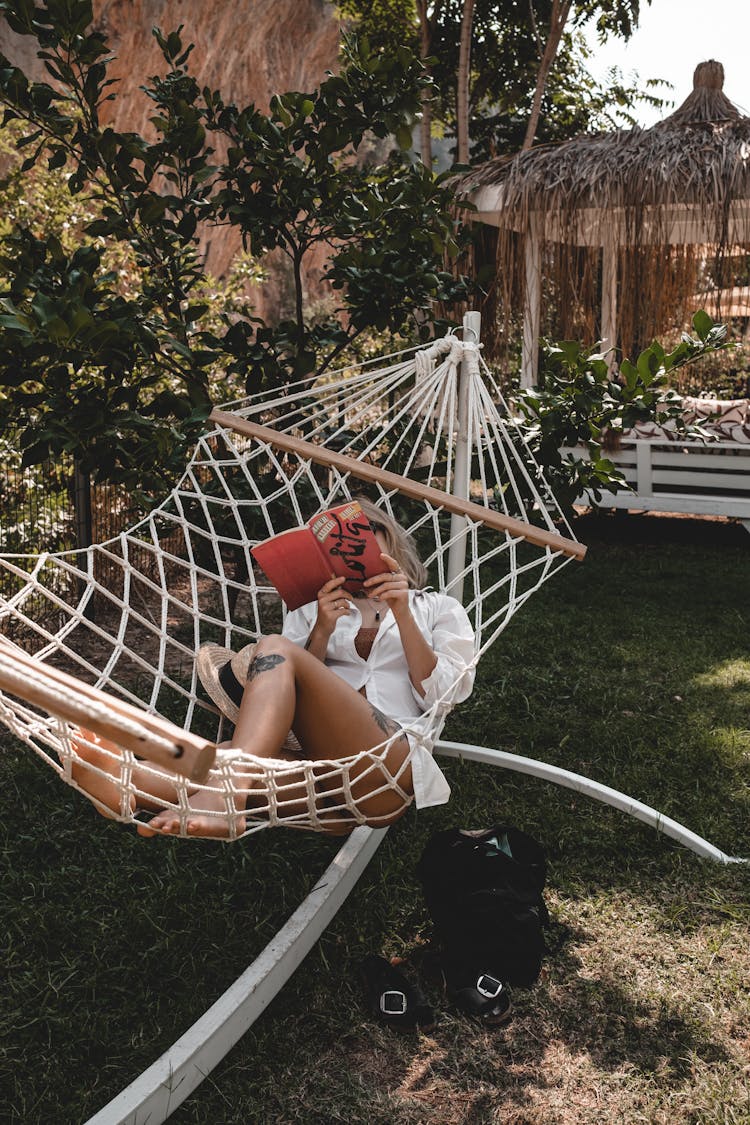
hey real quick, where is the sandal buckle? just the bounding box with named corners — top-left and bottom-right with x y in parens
top-left (475, 973), bottom-right (503, 999)
top-left (380, 989), bottom-right (408, 1015)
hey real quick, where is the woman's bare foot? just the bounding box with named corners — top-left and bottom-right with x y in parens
top-left (138, 773), bottom-right (254, 838)
top-left (70, 728), bottom-right (135, 820)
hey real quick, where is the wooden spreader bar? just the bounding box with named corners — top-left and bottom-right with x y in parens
top-left (0, 639), bottom-right (215, 782)
top-left (209, 409), bottom-right (587, 561)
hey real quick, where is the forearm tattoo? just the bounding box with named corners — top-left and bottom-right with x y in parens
top-left (246, 653), bottom-right (286, 683)
top-left (369, 702), bottom-right (401, 738)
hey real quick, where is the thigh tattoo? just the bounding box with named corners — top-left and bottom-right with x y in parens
top-left (247, 653), bottom-right (286, 683)
top-left (369, 702), bottom-right (401, 738)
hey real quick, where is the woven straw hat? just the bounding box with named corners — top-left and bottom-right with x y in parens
top-left (196, 641), bottom-right (257, 724)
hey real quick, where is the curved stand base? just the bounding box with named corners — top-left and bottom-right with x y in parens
top-left (84, 740), bottom-right (745, 1124)
top-left (435, 739), bottom-right (747, 865)
top-left (84, 825), bottom-right (387, 1125)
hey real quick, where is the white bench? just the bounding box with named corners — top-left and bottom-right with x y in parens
top-left (574, 435), bottom-right (750, 529)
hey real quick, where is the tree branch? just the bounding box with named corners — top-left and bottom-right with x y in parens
top-left (522, 0), bottom-right (572, 151)
top-left (415, 0), bottom-right (433, 170)
top-left (456, 0), bottom-right (475, 165)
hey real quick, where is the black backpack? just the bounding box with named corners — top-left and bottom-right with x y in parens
top-left (416, 825), bottom-right (550, 989)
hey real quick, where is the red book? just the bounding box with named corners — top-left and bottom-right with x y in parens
top-left (251, 500), bottom-right (385, 611)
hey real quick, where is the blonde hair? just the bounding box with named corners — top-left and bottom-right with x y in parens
top-left (355, 497), bottom-right (427, 589)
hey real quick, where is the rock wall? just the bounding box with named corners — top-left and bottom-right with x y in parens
top-left (1, 0), bottom-right (342, 312)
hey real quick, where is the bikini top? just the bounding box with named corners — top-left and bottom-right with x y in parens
top-left (354, 626), bottom-right (379, 662)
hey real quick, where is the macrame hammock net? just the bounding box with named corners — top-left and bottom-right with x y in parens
top-left (0, 331), bottom-right (582, 838)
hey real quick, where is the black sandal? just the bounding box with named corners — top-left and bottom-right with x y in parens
top-left (447, 966), bottom-right (513, 1026)
top-left (360, 954), bottom-right (436, 1030)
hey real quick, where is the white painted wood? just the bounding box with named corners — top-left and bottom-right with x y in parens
top-left (650, 448), bottom-right (750, 469)
top-left (84, 826), bottom-right (387, 1125)
top-left (592, 491), bottom-right (750, 518)
top-left (447, 312), bottom-right (481, 601)
top-left (600, 239), bottom-right (618, 371)
top-left (521, 225), bottom-right (541, 388)
top-left (650, 468), bottom-right (750, 490)
top-left (635, 441), bottom-right (653, 495)
top-left (569, 439), bottom-right (750, 521)
top-left (435, 740), bottom-right (746, 864)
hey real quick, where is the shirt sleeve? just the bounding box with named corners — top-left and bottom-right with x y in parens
top-left (281, 603), bottom-right (316, 648)
top-left (411, 594), bottom-right (477, 713)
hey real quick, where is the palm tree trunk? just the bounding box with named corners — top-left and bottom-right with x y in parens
top-left (522, 0), bottom-right (572, 151)
top-left (416, 0), bottom-right (433, 170)
top-left (456, 0), bottom-right (475, 165)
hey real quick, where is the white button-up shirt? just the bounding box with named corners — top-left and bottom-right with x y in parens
top-left (282, 589), bottom-right (476, 808)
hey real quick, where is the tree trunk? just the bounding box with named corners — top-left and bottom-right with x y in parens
top-left (522, 0), bottom-right (572, 151)
top-left (416, 0), bottom-right (433, 170)
top-left (456, 0), bottom-right (475, 165)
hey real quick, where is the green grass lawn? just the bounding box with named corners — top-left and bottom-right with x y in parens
top-left (1, 511), bottom-right (749, 1124)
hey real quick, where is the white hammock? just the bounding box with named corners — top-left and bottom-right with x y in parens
top-left (1, 316), bottom-right (742, 1125)
top-left (0, 321), bottom-right (583, 838)
top-left (0, 315), bottom-right (742, 860)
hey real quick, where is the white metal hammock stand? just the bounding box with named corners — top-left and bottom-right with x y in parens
top-left (0, 314), bottom-right (743, 1125)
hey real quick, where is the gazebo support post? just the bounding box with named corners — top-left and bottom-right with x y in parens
top-left (521, 222), bottom-right (542, 387)
top-left (601, 237), bottom-right (618, 371)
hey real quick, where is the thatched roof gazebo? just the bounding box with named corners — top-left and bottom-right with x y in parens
top-left (460, 61), bottom-right (750, 385)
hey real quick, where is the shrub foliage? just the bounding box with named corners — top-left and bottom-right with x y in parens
top-left (0, 1), bottom-right (466, 495)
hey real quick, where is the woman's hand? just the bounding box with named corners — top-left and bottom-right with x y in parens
top-left (304, 577), bottom-right (351, 662)
top-left (366, 552), bottom-right (436, 695)
top-left (364, 553), bottom-right (411, 622)
top-left (314, 576), bottom-right (352, 637)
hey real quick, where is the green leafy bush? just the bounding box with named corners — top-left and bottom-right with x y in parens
top-left (0, 3), bottom-right (467, 500)
top-left (515, 311), bottom-right (733, 512)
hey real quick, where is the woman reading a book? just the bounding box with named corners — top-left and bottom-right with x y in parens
top-left (73, 500), bottom-right (476, 837)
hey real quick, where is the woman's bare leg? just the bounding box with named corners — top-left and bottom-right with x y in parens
top-left (70, 726), bottom-right (302, 839)
top-left (70, 728), bottom-right (185, 829)
top-left (149, 635), bottom-right (413, 837)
